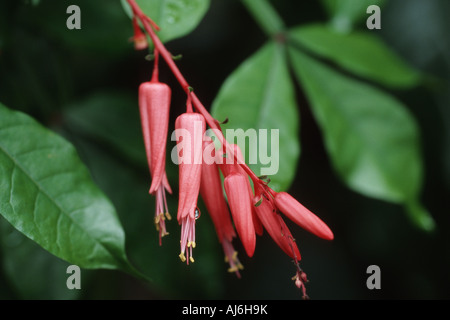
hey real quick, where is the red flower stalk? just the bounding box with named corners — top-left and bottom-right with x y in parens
top-left (224, 172), bottom-right (256, 258)
top-left (175, 112), bottom-right (206, 264)
top-left (131, 17), bottom-right (148, 50)
top-left (139, 79), bottom-right (172, 245)
top-left (200, 140), bottom-right (243, 276)
top-left (274, 192), bottom-right (334, 241)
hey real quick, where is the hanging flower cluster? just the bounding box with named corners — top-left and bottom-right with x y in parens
top-left (127, 0), bottom-right (333, 299)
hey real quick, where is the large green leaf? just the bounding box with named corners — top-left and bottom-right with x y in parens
top-left (321, 0), bottom-right (386, 32)
top-left (122, 0), bottom-right (210, 44)
top-left (289, 24), bottom-right (421, 88)
top-left (0, 216), bottom-right (83, 299)
top-left (0, 103), bottom-right (136, 272)
top-left (211, 42), bottom-right (300, 192)
top-left (288, 49), bottom-right (434, 231)
top-left (69, 136), bottom-right (224, 299)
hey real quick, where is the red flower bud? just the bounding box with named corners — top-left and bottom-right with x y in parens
top-left (218, 144), bottom-right (263, 236)
top-left (254, 196), bottom-right (301, 260)
top-left (200, 140), bottom-right (236, 243)
top-left (275, 192), bottom-right (334, 241)
top-left (224, 173), bottom-right (256, 257)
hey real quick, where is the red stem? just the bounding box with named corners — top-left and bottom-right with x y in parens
top-left (127, 0), bottom-right (262, 185)
top-left (151, 49), bottom-right (159, 82)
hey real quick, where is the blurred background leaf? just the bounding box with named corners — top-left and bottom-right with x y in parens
top-left (288, 50), bottom-right (434, 231)
top-left (289, 23), bottom-right (421, 88)
top-left (63, 92), bottom-right (147, 167)
top-left (321, 0), bottom-right (386, 33)
top-left (211, 42), bottom-right (300, 192)
top-left (32, 0), bottom-right (132, 56)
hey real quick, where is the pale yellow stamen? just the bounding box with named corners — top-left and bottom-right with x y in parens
top-left (165, 212), bottom-right (172, 220)
top-left (179, 253), bottom-right (186, 262)
top-left (225, 251), bottom-right (239, 263)
top-left (228, 266), bottom-right (238, 273)
top-left (232, 251), bottom-right (238, 261)
top-left (189, 257), bottom-right (195, 263)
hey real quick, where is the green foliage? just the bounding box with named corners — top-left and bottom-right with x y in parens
top-left (288, 50), bottom-right (434, 230)
top-left (211, 42), bottom-right (300, 192)
top-left (122, 0), bottom-right (210, 44)
top-left (63, 92), bottom-right (147, 167)
top-left (33, 0), bottom-right (132, 56)
top-left (0, 0), bottom-right (447, 300)
top-left (289, 24), bottom-right (421, 88)
top-left (0, 217), bottom-right (81, 299)
top-left (0, 103), bottom-right (136, 271)
top-left (240, 0), bottom-right (285, 36)
top-left (321, 0), bottom-right (386, 32)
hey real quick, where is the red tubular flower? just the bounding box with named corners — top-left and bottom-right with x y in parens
top-left (218, 144), bottom-right (263, 236)
top-left (224, 172), bottom-right (256, 258)
top-left (139, 80), bottom-right (172, 245)
top-left (200, 141), bottom-right (236, 243)
top-left (200, 140), bottom-right (243, 276)
top-left (175, 112), bottom-right (206, 264)
top-left (253, 195), bottom-right (301, 260)
top-left (274, 192), bottom-right (334, 241)
top-left (127, 0), bottom-right (334, 298)
top-left (131, 17), bottom-right (148, 50)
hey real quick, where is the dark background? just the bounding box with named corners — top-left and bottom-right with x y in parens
top-left (0, 0), bottom-right (449, 300)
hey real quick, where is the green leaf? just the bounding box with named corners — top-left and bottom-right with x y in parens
top-left (0, 103), bottom-right (137, 271)
top-left (211, 42), bottom-right (300, 192)
top-left (288, 49), bottom-right (434, 231)
top-left (0, 217), bottom-right (82, 299)
top-left (63, 91), bottom-right (147, 167)
top-left (31, 0), bottom-right (132, 56)
top-left (122, 0), bottom-right (210, 44)
top-left (70, 137), bottom-right (224, 299)
top-left (321, 0), bottom-right (386, 32)
top-left (289, 24), bottom-right (421, 88)
top-left (240, 0), bottom-right (285, 37)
